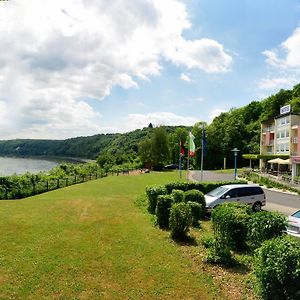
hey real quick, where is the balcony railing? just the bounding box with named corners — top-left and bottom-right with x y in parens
top-left (262, 126), bottom-right (275, 133)
top-left (262, 140), bottom-right (274, 146)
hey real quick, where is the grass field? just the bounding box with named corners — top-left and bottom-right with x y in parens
top-left (0, 172), bottom-right (230, 300)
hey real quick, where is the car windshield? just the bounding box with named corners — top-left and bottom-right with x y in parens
top-left (291, 210), bottom-right (300, 219)
top-left (207, 186), bottom-right (229, 197)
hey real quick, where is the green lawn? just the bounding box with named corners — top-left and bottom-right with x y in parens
top-left (0, 172), bottom-right (224, 300)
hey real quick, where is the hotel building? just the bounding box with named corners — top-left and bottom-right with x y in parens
top-left (260, 105), bottom-right (300, 180)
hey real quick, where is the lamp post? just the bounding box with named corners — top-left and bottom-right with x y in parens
top-left (231, 148), bottom-right (240, 180)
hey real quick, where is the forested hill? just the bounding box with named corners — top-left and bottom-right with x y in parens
top-left (0, 126), bottom-right (183, 160)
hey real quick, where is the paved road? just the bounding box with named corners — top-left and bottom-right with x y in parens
top-left (190, 170), bottom-right (300, 216)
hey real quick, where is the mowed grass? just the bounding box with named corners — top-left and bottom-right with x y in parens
top-left (0, 172), bottom-right (223, 300)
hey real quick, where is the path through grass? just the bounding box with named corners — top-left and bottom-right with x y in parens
top-left (0, 172), bottom-right (223, 299)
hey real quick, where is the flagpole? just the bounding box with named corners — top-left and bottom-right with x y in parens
top-left (187, 137), bottom-right (190, 180)
top-left (200, 125), bottom-right (204, 181)
top-left (179, 139), bottom-right (182, 180)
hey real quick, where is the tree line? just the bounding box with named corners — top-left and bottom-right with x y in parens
top-left (0, 83), bottom-right (299, 170)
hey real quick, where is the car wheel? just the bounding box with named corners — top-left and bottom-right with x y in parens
top-left (252, 202), bottom-right (262, 212)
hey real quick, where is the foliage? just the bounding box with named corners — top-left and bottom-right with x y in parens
top-left (169, 202), bottom-right (193, 239)
top-left (139, 126), bottom-right (170, 170)
top-left (254, 235), bottom-right (300, 300)
top-left (171, 189), bottom-right (185, 203)
top-left (184, 190), bottom-right (205, 218)
top-left (0, 162), bottom-right (105, 199)
top-left (206, 239), bottom-right (233, 266)
top-left (187, 201), bottom-right (203, 227)
top-left (145, 185), bottom-right (167, 214)
top-left (211, 202), bottom-right (251, 252)
top-left (155, 195), bottom-right (173, 229)
top-left (247, 211), bottom-right (287, 249)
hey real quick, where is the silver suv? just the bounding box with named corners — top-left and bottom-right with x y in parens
top-left (205, 184), bottom-right (266, 213)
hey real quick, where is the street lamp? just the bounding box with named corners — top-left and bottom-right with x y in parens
top-left (231, 148), bottom-right (240, 180)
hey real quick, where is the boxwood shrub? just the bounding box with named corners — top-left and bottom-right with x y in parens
top-left (171, 189), bottom-right (185, 203)
top-left (169, 202), bottom-right (192, 239)
top-left (145, 185), bottom-right (167, 214)
top-left (155, 195), bottom-right (173, 229)
top-left (211, 202), bottom-right (251, 251)
top-left (187, 201), bottom-right (203, 227)
top-left (254, 235), bottom-right (300, 300)
top-left (247, 211), bottom-right (287, 248)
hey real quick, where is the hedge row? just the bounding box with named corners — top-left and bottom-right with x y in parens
top-left (145, 179), bottom-right (247, 215)
top-left (208, 202), bottom-right (299, 299)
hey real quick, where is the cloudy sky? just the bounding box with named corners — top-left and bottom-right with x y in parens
top-left (1, 0), bottom-right (300, 139)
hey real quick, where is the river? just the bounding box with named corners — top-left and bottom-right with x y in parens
top-left (0, 157), bottom-right (59, 176)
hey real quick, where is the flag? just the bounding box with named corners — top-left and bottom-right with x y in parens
top-left (180, 141), bottom-right (185, 156)
top-left (202, 128), bottom-right (207, 156)
top-left (189, 132), bottom-right (196, 157)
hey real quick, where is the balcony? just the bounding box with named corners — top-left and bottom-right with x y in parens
top-left (262, 140), bottom-right (274, 146)
top-left (291, 137), bottom-right (298, 144)
top-left (262, 126), bottom-right (275, 133)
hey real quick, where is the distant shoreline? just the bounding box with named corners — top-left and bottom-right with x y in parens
top-left (0, 155), bottom-right (95, 164)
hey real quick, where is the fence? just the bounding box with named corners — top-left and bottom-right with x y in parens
top-left (0, 168), bottom-right (139, 200)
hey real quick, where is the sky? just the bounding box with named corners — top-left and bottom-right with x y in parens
top-left (1, 0), bottom-right (300, 140)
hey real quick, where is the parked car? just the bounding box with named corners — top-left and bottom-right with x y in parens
top-left (205, 184), bottom-right (266, 213)
top-left (287, 210), bottom-right (300, 237)
top-left (163, 164), bottom-right (179, 170)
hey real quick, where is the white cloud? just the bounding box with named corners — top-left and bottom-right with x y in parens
top-left (180, 73), bottom-right (192, 82)
top-left (0, 0), bottom-right (232, 139)
top-left (257, 76), bottom-right (299, 91)
top-left (120, 112), bottom-right (198, 132)
top-left (208, 108), bottom-right (227, 122)
top-left (259, 27), bottom-right (300, 92)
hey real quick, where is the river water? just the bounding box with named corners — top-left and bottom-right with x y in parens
top-left (0, 157), bottom-right (59, 176)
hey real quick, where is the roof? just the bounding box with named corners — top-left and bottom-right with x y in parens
top-left (221, 184), bottom-right (260, 189)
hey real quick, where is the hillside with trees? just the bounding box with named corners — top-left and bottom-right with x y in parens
top-left (0, 84), bottom-right (299, 170)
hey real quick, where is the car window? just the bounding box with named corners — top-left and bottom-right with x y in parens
top-left (207, 186), bottom-right (229, 197)
top-left (292, 210), bottom-right (300, 218)
top-left (226, 188), bottom-right (240, 198)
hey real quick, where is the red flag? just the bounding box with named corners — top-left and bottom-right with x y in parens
top-left (180, 141), bottom-right (185, 156)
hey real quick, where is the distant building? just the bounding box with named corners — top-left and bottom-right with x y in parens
top-left (260, 104), bottom-right (300, 180)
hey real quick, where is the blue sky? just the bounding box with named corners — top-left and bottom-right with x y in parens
top-left (0, 0), bottom-right (300, 139)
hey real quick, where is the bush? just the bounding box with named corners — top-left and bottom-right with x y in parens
top-left (247, 211), bottom-right (287, 248)
top-left (169, 203), bottom-right (192, 239)
top-left (155, 195), bottom-right (173, 229)
top-left (187, 201), bottom-right (203, 227)
top-left (145, 185), bottom-right (167, 214)
top-left (184, 189), bottom-right (205, 205)
top-left (206, 239), bottom-right (233, 266)
top-left (254, 235), bottom-right (300, 300)
top-left (171, 189), bottom-right (185, 203)
top-left (211, 202), bottom-right (251, 251)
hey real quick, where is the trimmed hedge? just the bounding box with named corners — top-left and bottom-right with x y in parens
top-left (145, 185), bottom-right (167, 214)
top-left (187, 201), bottom-right (203, 227)
top-left (211, 202), bottom-right (251, 251)
top-left (164, 180), bottom-right (247, 194)
top-left (169, 203), bottom-right (192, 239)
top-left (247, 211), bottom-right (287, 248)
top-left (171, 189), bottom-right (185, 203)
top-left (254, 235), bottom-right (300, 300)
top-left (155, 195), bottom-right (173, 229)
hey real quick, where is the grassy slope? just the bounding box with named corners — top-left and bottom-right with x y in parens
top-left (0, 172), bottom-right (223, 300)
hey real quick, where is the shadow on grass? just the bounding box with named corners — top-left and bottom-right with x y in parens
top-left (172, 235), bottom-right (198, 246)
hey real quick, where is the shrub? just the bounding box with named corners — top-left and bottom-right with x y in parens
top-left (187, 201), bottom-right (203, 227)
top-left (247, 211), bottom-right (287, 248)
top-left (171, 189), bottom-right (185, 203)
top-left (169, 202), bottom-right (192, 239)
top-left (145, 185), bottom-right (167, 214)
top-left (184, 189), bottom-right (205, 206)
top-left (206, 239), bottom-right (233, 266)
top-left (155, 195), bottom-right (173, 229)
top-left (254, 235), bottom-right (300, 300)
top-left (211, 202), bottom-right (251, 251)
